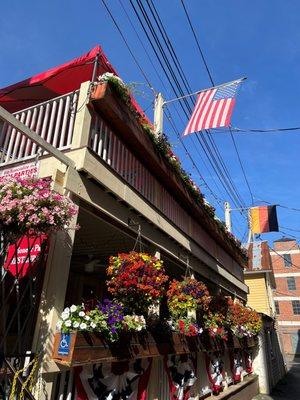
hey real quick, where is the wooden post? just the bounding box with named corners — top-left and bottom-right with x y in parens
top-left (71, 81), bottom-right (93, 149)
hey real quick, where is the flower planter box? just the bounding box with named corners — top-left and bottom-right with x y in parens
top-left (245, 336), bottom-right (257, 348)
top-left (226, 334), bottom-right (257, 349)
top-left (52, 331), bottom-right (204, 367)
top-left (52, 329), bottom-right (257, 367)
top-left (227, 333), bottom-right (242, 349)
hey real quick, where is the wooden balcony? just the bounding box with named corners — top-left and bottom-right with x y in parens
top-left (0, 80), bottom-right (248, 297)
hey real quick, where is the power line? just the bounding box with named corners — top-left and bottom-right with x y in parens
top-left (116, 0), bottom-right (232, 212)
top-left (254, 197), bottom-right (300, 213)
top-left (100, 0), bottom-right (155, 94)
top-left (101, 0), bottom-right (248, 235)
top-left (229, 127), bottom-right (254, 204)
top-left (179, 0), bottom-right (214, 86)
top-left (101, 0), bottom-right (229, 216)
top-left (280, 226), bottom-right (300, 233)
top-left (130, 0), bottom-right (248, 214)
top-left (232, 126), bottom-right (300, 133)
top-left (180, 0), bottom-right (254, 206)
top-left (279, 230), bottom-right (300, 240)
top-left (269, 245), bottom-right (300, 271)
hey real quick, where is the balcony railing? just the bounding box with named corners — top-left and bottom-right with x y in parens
top-left (0, 87), bottom-right (242, 274)
top-left (89, 112), bottom-right (243, 277)
top-left (0, 91), bottom-right (78, 166)
top-left (89, 112), bottom-right (190, 235)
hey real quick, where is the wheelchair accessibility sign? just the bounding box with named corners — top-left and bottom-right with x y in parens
top-left (58, 333), bottom-right (71, 355)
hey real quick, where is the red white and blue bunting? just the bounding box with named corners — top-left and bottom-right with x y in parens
top-left (205, 353), bottom-right (225, 395)
top-left (229, 350), bottom-right (243, 383)
top-left (164, 353), bottom-right (197, 400)
top-left (75, 358), bottom-right (152, 400)
top-left (244, 349), bottom-right (253, 374)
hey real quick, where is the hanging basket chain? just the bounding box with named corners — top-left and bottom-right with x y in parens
top-left (132, 224), bottom-right (144, 253)
top-left (184, 256), bottom-right (194, 279)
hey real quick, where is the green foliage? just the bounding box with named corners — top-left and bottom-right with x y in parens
top-left (100, 74), bottom-right (245, 256)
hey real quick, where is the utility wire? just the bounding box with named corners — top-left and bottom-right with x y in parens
top-left (254, 197), bottom-right (300, 213)
top-left (280, 226), bottom-right (300, 233)
top-left (232, 126), bottom-right (300, 133)
top-left (119, 0), bottom-right (246, 225)
top-left (145, 0), bottom-right (244, 207)
top-left (101, 0), bottom-right (247, 234)
top-left (118, 0), bottom-right (229, 212)
top-left (130, 0), bottom-right (248, 215)
top-left (279, 230), bottom-right (300, 240)
top-left (165, 109), bottom-right (246, 237)
top-left (101, 0), bottom-right (228, 216)
top-left (146, 0), bottom-right (248, 209)
top-left (179, 0), bottom-right (214, 86)
top-left (229, 127), bottom-right (254, 204)
top-left (100, 0), bottom-right (155, 94)
top-left (269, 245), bottom-right (300, 271)
top-left (180, 0), bottom-right (254, 205)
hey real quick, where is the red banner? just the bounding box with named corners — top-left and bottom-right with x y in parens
top-left (4, 234), bottom-right (48, 278)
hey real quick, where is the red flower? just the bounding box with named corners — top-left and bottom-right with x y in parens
top-left (106, 252), bottom-right (168, 315)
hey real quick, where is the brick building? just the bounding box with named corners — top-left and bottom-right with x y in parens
top-left (271, 237), bottom-right (300, 355)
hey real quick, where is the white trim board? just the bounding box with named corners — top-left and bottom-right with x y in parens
top-left (270, 249), bottom-right (300, 256)
top-left (275, 272), bottom-right (300, 277)
top-left (278, 321), bottom-right (300, 326)
top-left (274, 296), bottom-right (300, 301)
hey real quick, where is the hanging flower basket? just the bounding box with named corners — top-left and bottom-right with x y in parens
top-left (226, 300), bottom-right (262, 339)
top-left (203, 295), bottom-right (229, 342)
top-left (0, 176), bottom-right (78, 242)
top-left (166, 276), bottom-right (210, 337)
top-left (167, 277), bottom-right (210, 319)
top-left (106, 252), bottom-right (169, 315)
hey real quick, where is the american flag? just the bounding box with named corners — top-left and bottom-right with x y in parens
top-left (183, 78), bottom-right (244, 136)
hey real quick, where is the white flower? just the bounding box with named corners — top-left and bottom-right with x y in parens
top-left (79, 322), bottom-right (87, 330)
top-left (84, 315), bottom-right (90, 321)
top-left (70, 305), bottom-right (77, 313)
top-left (64, 307), bottom-right (70, 314)
top-left (65, 320), bottom-right (72, 327)
top-left (79, 311), bottom-right (85, 317)
top-left (73, 321), bottom-right (79, 328)
top-left (61, 312), bottom-right (69, 321)
top-left (90, 322), bottom-right (96, 329)
top-left (56, 320), bottom-right (62, 330)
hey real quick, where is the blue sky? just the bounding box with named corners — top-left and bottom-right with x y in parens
top-left (1, 0), bottom-right (300, 244)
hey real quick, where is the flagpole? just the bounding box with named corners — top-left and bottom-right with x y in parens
top-left (162, 77), bottom-right (247, 106)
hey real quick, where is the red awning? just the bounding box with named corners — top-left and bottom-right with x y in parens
top-left (0, 45), bottom-right (118, 113)
top-left (0, 45), bottom-right (150, 124)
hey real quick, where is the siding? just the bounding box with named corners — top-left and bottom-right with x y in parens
top-left (245, 274), bottom-right (271, 316)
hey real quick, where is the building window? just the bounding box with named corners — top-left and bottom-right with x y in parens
top-left (292, 300), bottom-right (300, 315)
top-left (287, 277), bottom-right (296, 291)
top-left (274, 300), bottom-right (280, 314)
top-left (284, 253), bottom-right (292, 268)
